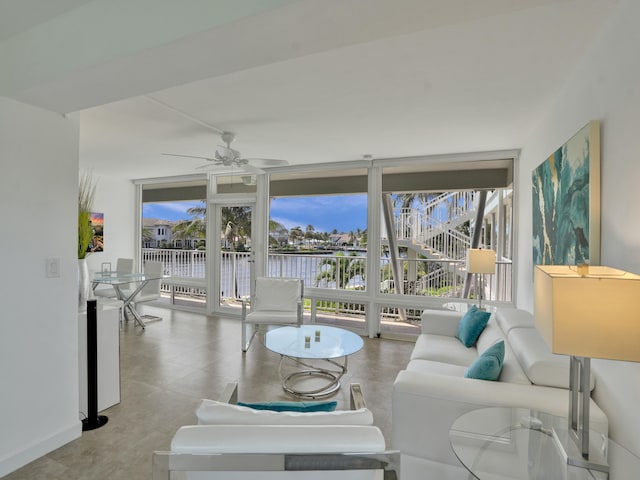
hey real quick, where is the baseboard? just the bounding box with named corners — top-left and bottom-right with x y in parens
top-left (0, 420), bottom-right (81, 477)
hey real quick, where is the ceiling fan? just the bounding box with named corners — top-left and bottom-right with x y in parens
top-left (162, 132), bottom-right (288, 173)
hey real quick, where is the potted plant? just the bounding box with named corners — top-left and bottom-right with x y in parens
top-left (78, 171), bottom-right (96, 307)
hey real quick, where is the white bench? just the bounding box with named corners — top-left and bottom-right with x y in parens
top-left (161, 276), bottom-right (207, 304)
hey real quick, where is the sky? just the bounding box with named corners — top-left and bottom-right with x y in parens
top-left (142, 194), bottom-right (368, 233)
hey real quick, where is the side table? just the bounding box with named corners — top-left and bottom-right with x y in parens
top-left (449, 407), bottom-right (608, 479)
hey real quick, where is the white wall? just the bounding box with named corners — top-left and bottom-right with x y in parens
top-left (515, 0), bottom-right (640, 472)
top-left (84, 174), bottom-right (136, 273)
top-left (0, 97), bottom-right (81, 475)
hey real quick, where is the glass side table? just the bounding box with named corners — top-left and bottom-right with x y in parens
top-left (450, 407), bottom-right (609, 480)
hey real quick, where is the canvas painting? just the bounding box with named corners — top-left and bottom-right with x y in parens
top-left (532, 121), bottom-right (600, 266)
top-left (89, 212), bottom-right (104, 253)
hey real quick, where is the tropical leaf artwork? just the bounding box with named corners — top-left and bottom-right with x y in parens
top-left (532, 122), bottom-right (600, 266)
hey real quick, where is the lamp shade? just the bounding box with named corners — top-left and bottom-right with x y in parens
top-left (466, 249), bottom-right (496, 274)
top-left (534, 265), bottom-right (640, 362)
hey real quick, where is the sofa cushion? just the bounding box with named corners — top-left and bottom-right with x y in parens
top-left (196, 399), bottom-right (374, 425)
top-left (494, 307), bottom-right (535, 335)
top-left (465, 341), bottom-right (505, 381)
top-left (411, 334), bottom-right (478, 367)
top-left (508, 327), bottom-right (594, 390)
top-left (420, 309), bottom-right (463, 336)
top-left (406, 359), bottom-right (468, 377)
top-left (456, 306), bottom-right (491, 347)
top-left (498, 339), bottom-right (532, 385)
top-left (476, 319), bottom-right (504, 354)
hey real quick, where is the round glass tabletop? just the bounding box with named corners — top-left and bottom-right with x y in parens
top-left (265, 325), bottom-right (363, 360)
top-left (449, 407), bottom-right (609, 480)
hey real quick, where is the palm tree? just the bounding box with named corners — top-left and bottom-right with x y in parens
top-left (289, 226), bottom-right (303, 246)
top-left (221, 206), bottom-right (251, 251)
top-left (141, 227), bottom-right (153, 245)
top-left (172, 201), bottom-right (206, 248)
top-left (269, 219), bottom-right (288, 247)
top-left (304, 224), bottom-right (315, 246)
top-left (315, 252), bottom-right (365, 289)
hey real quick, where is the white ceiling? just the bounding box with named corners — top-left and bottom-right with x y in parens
top-left (1, 0), bottom-right (618, 180)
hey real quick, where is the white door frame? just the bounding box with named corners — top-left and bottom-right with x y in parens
top-left (206, 175), bottom-right (269, 318)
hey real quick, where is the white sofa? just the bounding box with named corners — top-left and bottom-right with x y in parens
top-left (392, 307), bottom-right (609, 480)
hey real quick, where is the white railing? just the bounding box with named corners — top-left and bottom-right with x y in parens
top-left (143, 248), bottom-right (512, 305)
top-left (143, 249), bottom-right (206, 277)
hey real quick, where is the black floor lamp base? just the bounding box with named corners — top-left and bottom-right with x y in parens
top-left (82, 415), bottom-right (108, 431)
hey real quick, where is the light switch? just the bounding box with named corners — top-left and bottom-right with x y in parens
top-left (46, 258), bottom-right (60, 278)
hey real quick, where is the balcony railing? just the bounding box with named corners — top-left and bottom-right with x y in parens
top-left (143, 248), bottom-right (512, 305)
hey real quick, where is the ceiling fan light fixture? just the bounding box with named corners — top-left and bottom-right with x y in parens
top-left (221, 131), bottom-right (235, 146)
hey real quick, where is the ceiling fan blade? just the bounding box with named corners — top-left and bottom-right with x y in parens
top-left (195, 163), bottom-right (219, 170)
top-left (162, 153), bottom-right (217, 161)
top-left (244, 158), bottom-right (289, 167)
top-left (240, 163), bottom-right (265, 174)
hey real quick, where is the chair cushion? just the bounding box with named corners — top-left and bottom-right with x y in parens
top-left (456, 306), bottom-right (491, 347)
top-left (246, 310), bottom-right (298, 324)
top-left (464, 341), bottom-right (505, 381)
top-left (172, 425), bottom-right (386, 454)
top-left (196, 399), bottom-right (374, 425)
top-left (237, 400), bottom-right (337, 412)
top-left (255, 278), bottom-right (301, 311)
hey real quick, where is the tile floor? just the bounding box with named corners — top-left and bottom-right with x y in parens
top-left (5, 306), bottom-right (414, 480)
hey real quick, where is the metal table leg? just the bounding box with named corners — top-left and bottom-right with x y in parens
top-left (278, 355), bottom-right (348, 399)
top-left (114, 281), bottom-right (149, 329)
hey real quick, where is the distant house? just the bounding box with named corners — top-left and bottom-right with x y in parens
top-left (143, 218), bottom-right (173, 248)
top-left (143, 218), bottom-right (205, 249)
top-left (330, 233), bottom-right (359, 247)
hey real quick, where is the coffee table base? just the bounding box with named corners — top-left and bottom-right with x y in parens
top-left (279, 355), bottom-right (347, 399)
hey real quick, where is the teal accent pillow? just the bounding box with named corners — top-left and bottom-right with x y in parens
top-left (465, 340), bottom-right (505, 381)
top-left (456, 306), bottom-right (491, 347)
top-left (236, 400), bottom-right (338, 412)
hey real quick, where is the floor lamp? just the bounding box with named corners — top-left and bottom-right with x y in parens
top-left (534, 265), bottom-right (640, 473)
top-left (466, 248), bottom-right (496, 310)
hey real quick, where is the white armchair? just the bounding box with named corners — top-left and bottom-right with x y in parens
top-left (152, 383), bottom-right (400, 479)
top-left (242, 277), bottom-right (303, 352)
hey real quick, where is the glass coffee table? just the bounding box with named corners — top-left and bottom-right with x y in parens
top-left (264, 325), bottom-right (364, 399)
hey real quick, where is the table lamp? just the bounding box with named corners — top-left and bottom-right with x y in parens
top-left (534, 265), bottom-right (640, 473)
top-left (466, 248), bottom-right (496, 309)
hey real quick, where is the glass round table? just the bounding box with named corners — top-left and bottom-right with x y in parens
top-left (264, 325), bottom-right (364, 399)
top-left (449, 407), bottom-right (609, 480)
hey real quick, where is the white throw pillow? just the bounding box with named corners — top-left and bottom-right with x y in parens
top-left (196, 399), bottom-right (374, 425)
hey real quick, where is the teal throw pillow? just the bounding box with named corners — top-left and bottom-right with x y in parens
top-left (236, 400), bottom-right (337, 412)
top-left (456, 306), bottom-right (491, 347)
top-left (464, 340), bottom-right (505, 381)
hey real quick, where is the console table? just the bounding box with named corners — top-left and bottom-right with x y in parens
top-left (449, 407), bottom-right (608, 479)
